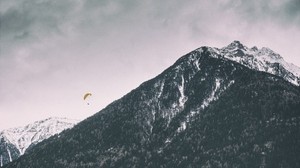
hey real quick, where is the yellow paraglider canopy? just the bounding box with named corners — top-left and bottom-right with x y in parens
top-left (83, 93), bottom-right (92, 100)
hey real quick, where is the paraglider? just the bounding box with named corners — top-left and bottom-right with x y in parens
top-left (83, 92), bottom-right (92, 105)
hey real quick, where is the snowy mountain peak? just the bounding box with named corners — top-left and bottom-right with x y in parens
top-left (189, 41), bottom-right (300, 85)
top-left (250, 46), bottom-right (258, 52)
top-left (217, 41), bottom-right (300, 85)
top-left (0, 117), bottom-right (79, 160)
top-left (179, 41), bottom-right (300, 86)
top-left (223, 40), bottom-right (248, 51)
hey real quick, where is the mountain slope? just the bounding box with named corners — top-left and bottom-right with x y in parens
top-left (0, 117), bottom-right (78, 166)
top-left (4, 43), bottom-right (300, 168)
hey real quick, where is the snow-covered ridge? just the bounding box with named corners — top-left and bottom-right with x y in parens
top-left (0, 117), bottom-right (79, 155)
top-left (202, 41), bottom-right (300, 86)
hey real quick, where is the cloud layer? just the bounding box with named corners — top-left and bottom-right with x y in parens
top-left (1, 0), bottom-right (300, 129)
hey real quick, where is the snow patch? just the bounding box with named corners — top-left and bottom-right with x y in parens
top-left (157, 80), bottom-right (165, 99)
top-left (177, 121), bottom-right (187, 133)
top-left (201, 78), bottom-right (221, 109)
top-left (7, 148), bottom-right (12, 162)
top-left (194, 59), bottom-right (200, 70)
top-left (208, 47), bottom-right (220, 58)
top-left (178, 75), bottom-right (187, 107)
top-left (196, 48), bottom-right (203, 53)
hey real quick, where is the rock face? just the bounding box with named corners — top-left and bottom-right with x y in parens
top-left (0, 117), bottom-right (78, 166)
top-left (4, 42), bottom-right (300, 168)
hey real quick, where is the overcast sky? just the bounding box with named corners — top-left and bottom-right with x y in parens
top-left (1, 0), bottom-right (300, 130)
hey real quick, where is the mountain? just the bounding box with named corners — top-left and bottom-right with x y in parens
top-left (0, 117), bottom-right (78, 166)
top-left (218, 41), bottom-right (300, 86)
top-left (4, 41), bottom-right (300, 168)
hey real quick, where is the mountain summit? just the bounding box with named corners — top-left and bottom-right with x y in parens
top-left (4, 42), bottom-right (300, 168)
top-left (223, 41), bottom-right (299, 85)
top-left (224, 40), bottom-right (248, 51)
top-left (0, 117), bottom-right (78, 166)
top-left (208, 41), bottom-right (300, 85)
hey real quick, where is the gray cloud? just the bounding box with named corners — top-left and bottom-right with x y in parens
top-left (284, 0), bottom-right (300, 23)
top-left (217, 0), bottom-right (300, 26)
top-left (0, 0), bottom-right (70, 39)
top-left (1, 0), bottom-right (300, 129)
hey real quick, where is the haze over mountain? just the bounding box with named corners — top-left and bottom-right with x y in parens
top-left (3, 41), bottom-right (300, 168)
top-left (0, 117), bottom-right (78, 166)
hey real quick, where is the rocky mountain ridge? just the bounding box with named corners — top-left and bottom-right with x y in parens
top-left (206, 41), bottom-right (300, 86)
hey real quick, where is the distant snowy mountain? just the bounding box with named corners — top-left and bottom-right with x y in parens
top-left (0, 117), bottom-right (78, 166)
top-left (208, 40), bottom-right (300, 86)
